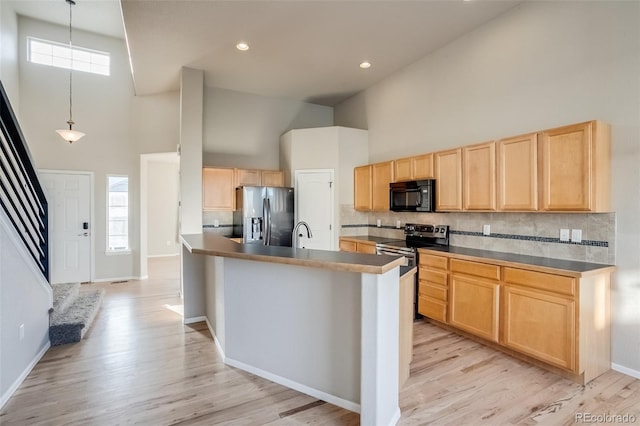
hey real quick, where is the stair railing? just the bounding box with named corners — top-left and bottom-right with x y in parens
top-left (0, 80), bottom-right (49, 281)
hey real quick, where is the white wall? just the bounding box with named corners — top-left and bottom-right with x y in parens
top-left (0, 209), bottom-right (51, 408)
top-left (147, 159), bottom-right (180, 256)
top-left (0, 2), bottom-right (19, 107)
top-left (202, 86), bottom-right (333, 169)
top-left (335, 1), bottom-right (640, 374)
top-left (15, 17), bottom-right (180, 281)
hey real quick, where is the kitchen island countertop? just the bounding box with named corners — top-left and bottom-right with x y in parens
top-left (181, 233), bottom-right (405, 275)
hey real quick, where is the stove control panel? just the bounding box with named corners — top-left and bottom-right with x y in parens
top-left (404, 223), bottom-right (449, 238)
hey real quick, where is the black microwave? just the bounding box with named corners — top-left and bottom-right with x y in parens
top-left (389, 179), bottom-right (436, 212)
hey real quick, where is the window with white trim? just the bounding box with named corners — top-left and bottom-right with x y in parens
top-left (28, 37), bottom-right (110, 76)
top-left (107, 176), bottom-right (129, 252)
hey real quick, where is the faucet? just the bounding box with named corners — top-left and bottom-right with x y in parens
top-left (293, 221), bottom-right (313, 248)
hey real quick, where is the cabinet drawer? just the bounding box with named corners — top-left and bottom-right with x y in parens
top-left (418, 295), bottom-right (447, 323)
top-left (419, 269), bottom-right (447, 286)
top-left (451, 259), bottom-right (500, 280)
top-left (420, 281), bottom-right (447, 301)
top-left (504, 268), bottom-right (575, 296)
top-left (339, 240), bottom-right (357, 252)
top-left (419, 252), bottom-right (448, 270)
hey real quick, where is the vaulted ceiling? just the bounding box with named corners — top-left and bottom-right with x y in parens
top-left (12, 0), bottom-right (524, 106)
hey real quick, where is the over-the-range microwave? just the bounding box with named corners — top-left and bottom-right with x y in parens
top-left (389, 179), bottom-right (436, 212)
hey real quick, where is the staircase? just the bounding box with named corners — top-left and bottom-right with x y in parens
top-left (49, 283), bottom-right (105, 346)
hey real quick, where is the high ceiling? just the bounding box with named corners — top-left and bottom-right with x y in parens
top-left (12, 0), bottom-right (524, 106)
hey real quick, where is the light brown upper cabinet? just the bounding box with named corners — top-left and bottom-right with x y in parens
top-left (463, 142), bottom-right (497, 211)
top-left (235, 169), bottom-right (284, 188)
top-left (372, 161), bottom-right (394, 211)
top-left (203, 167), bottom-right (235, 211)
top-left (497, 133), bottom-right (538, 211)
top-left (354, 165), bottom-right (372, 211)
top-left (540, 120), bottom-right (611, 212)
top-left (235, 169), bottom-right (261, 187)
top-left (393, 153), bottom-right (434, 182)
top-left (434, 149), bottom-right (462, 211)
top-left (260, 170), bottom-right (284, 187)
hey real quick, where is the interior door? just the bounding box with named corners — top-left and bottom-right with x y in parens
top-left (40, 171), bottom-right (92, 284)
top-left (295, 170), bottom-right (334, 250)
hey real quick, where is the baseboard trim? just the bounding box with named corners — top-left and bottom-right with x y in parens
top-left (183, 316), bottom-right (207, 325)
top-left (204, 318), bottom-right (226, 361)
top-left (224, 357), bottom-right (361, 415)
top-left (0, 341), bottom-right (50, 410)
top-left (92, 276), bottom-right (137, 283)
top-left (147, 254), bottom-right (180, 259)
top-left (612, 363), bottom-right (640, 380)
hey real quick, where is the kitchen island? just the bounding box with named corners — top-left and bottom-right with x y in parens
top-left (180, 233), bottom-right (405, 426)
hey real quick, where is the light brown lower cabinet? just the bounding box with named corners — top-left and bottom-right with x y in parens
top-left (399, 268), bottom-right (416, 388)
top-left (502, 284), bottom-right (575, 370)
top-left (338, 237), bottom-right (377, 254)
top-left (418, 248), bottom-right (613, 384)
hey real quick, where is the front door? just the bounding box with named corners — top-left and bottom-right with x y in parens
top-left (40, 171), bottom-right (92, 284)
top-left (295, 170), bottom-right (334, 250)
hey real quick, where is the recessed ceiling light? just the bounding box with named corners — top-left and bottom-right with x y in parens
top-left (236, 42), bottom-right (249, 51)
top-left (359, 61), bottom-right (371, 69)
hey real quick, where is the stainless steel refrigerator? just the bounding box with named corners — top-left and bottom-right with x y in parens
top-left (233, 186), bottom-right (294, 246)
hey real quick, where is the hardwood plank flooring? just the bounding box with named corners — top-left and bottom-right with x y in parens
top-left (1, 256), bottom-right (638, 425)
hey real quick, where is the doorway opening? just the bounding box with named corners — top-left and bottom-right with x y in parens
top-left (139, 152), bottom-right (180, 279)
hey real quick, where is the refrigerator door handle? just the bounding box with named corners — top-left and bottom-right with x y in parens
top-left (263, 197), bottom-right (272, 245)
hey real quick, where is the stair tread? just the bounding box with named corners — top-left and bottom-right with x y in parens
top-left (50, 290), bottom-right (105, 326)
top-left (51, 282), bottom-right (81, 313)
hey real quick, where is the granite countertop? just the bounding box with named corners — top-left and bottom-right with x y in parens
top-left (419, 245), bottom-right (615, 276)
top-left (181, 233), bottom-right (405, 275)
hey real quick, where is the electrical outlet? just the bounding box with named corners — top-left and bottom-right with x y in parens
top-left (483, 224), bottom-right (491, 236)
top-left (376, 219), bottom-right (381, 228)
top-left (19, 324), bottom-right (24, 341)
top-left (396, 220), bottom-right (401, 229)
top-left (213, 219), bottom-right (220, 228)
top-left (571, 229), bottom-right (582, 243)
top-left (560, 229), bottom-right (570, 242)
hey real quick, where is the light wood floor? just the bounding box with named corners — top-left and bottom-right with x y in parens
top-left (2, 256), bottom-right (638, 425)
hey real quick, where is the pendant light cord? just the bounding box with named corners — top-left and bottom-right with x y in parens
top-left (68, 0), bottom-right (75, 125)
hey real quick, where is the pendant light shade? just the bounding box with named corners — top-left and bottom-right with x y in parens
top-left (56, 0), bottom-right (85, 144)
top-left (56, 120), bottom-right (85, 143)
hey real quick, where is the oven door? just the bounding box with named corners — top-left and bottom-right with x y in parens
top-left (376, 245), bottom-right (414, 267)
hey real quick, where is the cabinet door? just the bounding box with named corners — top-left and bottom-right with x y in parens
top-left (357, 242), bottom-right (377, 254)
top-left (463, 142), bottom-right (496, 211)
top-left (203, 168), bottom-right (235, 211)
top-left (261, 170), bottom-right (284, 187)
top-left (393, 158), bottom-right (413, 182)
top-left (235, 169), bottom-right (261, 187)
top-left (399, 271), bottom-right (415, 387)
top-left (540, 121), bottom-right (594, 211)
top-left (371, 161), bottom-right (394, 211)
top-left (354, 165), bottom-right (372, 211)
top-left (413, 153), bottom-right (434, 179)
top-left (434, 149), bottom-right (462, 211)
top-left (449, 274), bottom-right (499, 342)
top-left (503, 285), bottom-right (576, 371)
top-left (339, 239), bottom-right (357, 252)
top-left (498, 133), bottom-right (538, 211)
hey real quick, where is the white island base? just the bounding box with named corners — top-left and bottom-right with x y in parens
top-left (181, 234), bottom-right (403, 425)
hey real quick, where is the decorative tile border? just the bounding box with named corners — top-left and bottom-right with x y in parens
top-left (203, 224), bottom-right (233, 229)
top-left (341, 224), bottom-right (609, 247)
top-left (451, 230), bottom-right (608, 247)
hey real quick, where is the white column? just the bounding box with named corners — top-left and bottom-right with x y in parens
top-left (360, 268), bottom-right (401, 425)
top-left (179, 67), bottom-right (203, 235)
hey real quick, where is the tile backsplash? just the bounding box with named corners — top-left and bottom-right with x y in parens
top-left (340, 205), bottom-right (616, 265)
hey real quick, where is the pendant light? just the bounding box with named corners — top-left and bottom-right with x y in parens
top-left (56, 0), bottom-right (85, 144)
